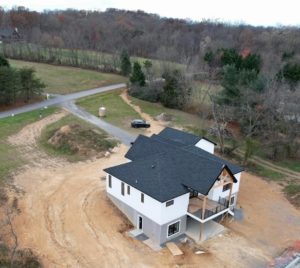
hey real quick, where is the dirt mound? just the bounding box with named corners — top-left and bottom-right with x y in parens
top-left (47, 124), bottom-right (117, 158)
top-left (155, 113), bottom-right (173, 122)
top-left (8, 111), bottom-right (67, 147)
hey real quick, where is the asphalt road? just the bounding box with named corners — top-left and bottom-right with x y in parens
top-left (62, 101), bottom-right (136, 146)
top-left (0, 83), bottom-right (126, 119)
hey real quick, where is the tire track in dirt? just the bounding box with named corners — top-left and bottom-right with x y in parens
top-left (235, 149), bottom-right (300, 180)
top-left (43, 175), bottom-right (91, 267)
top-left (81, 187), bottom-right (123, 267)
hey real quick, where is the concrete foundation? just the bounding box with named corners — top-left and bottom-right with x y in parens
top-left (185, 216), bottom-right (226, 242)
top-left (108, 193), bottom-right (186, 245)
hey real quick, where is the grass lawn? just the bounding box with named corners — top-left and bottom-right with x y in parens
top-left (77, 90), bottom-right (142, 133)
top-left (284, 183), bottom-right (300, 207)
top-left (276, 160), bottom-right (300, 173)
top-left (130, 96), bottom-right (207, 130)
top-left (10, 59), bottom-right (127, 94)
top-left (190, 81), bottom-right (221, 107)
top-left (250, 163), bottom-right (284, 181)
top-left (0, 107), bottom-right (57, 184)
top-left (39, 114), bottom-right (117, 162)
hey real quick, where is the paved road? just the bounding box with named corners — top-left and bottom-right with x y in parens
top-left (62, 101), bottom-right (136, 146)
top-left (0, 83), bottom-right (126, 119)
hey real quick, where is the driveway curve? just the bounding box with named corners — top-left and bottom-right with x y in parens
top-left (0, 83), bottom-right (126, 119)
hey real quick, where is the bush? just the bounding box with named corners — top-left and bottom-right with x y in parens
top-left (129, 80), bottom-right (163, 102)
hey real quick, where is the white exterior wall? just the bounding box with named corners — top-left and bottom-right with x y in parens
top-left (161, 194), bottom-right (189, 224)
top-left (195, 139), bottom-right (215, 154)
top-left (106, 174), bottom-right (189, 225)
top-left (207, 172), bottom-right (242, 202)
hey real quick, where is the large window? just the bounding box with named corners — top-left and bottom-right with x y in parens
top-left (168, 221), bottom-right (180, 237)
top-left (223, 183), bottom-right (230, 192)
top-left (121, 182), bottom-right (125, 196)
top-left (108, 175), bottom-right (112, 188)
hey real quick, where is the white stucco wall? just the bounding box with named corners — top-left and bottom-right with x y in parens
top-left (106, 174), bottom-right (189, 225)
top-left (195, 139), bottom-right (215, 154)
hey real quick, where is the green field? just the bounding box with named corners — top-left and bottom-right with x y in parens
top-left (10, 59), bottom-right (127, 94)
top-left (1, 43), bottom-right (184, 77)
top-left (39, 114), bottom-right (117, 162)
top-left (0, 107), bottom-right (57, 184)
top-left (130, 96), bottom-right (207, 129)
top-left (77, 90), bottom-right (142, 133)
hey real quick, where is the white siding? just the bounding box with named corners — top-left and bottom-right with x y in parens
top-left (195, 139), bottom-right (215, 154)
top-left (106, 174), bottom-right (189, 225)
top-left (161, 194), bottom-right (189, 224)
top-left (208, 172), bottom-right (242, 202)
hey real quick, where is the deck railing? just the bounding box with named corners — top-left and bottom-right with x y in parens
top-left (188, 197), bottom-right (229, 220)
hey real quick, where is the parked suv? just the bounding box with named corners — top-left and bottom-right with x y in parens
top-left (131, 119), bottom-right (150, 128)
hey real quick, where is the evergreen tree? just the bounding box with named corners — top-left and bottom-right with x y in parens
top-left (19, 67), bottom-right (45, 101)
top-left (120, 50), bottom-right (131, 76)
top-left (0, 67), bottom-right (20, 105)
top-left (241, 54), bottom-right (261, 73)
top-left (0, 55), bottom-right (10, 67)
top-left (221, 48), bottom-right (242, 69)
top-left (281, 63), bottom-right (300, 90)
top-left (130, 62), bottom-right (145, 86)
top-left (161, 70), bottom-right (191, 109)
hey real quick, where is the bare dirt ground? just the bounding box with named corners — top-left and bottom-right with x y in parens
top-left (7, 104), bottom-right (300, 267)
top-left (8, 110), bottom-right (68, 169)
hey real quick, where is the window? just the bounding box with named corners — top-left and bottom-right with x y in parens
top-left (166, 200), bottom-right (174, 207)
top-left (168, 221), bottom-right (180, 237)
top-left (108, 175), bottom-right (112, 188)
top-left (121, 182), bottom-right (125, 196)
top-left (127, 185), bottom-right (130, 195)
top-left (141, 193), bottom-right (144, 203)
top-left (223, 183), bottom-right (230, 192)
top-left (230, 196), bottom-right (235, 205)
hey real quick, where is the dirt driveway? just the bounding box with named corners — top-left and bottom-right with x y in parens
top-left (7, 103), bottom-right (300, 267)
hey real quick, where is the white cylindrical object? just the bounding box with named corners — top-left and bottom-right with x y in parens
top-left (99, 107), bottom-right (106, 117)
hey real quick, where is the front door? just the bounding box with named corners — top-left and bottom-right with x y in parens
top-left (138, 216), bottom-right (143, 230)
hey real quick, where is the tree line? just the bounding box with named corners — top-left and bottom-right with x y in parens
top-left (1, 7), bottom-right (300, 76)
top-left (0, 55), bottom-right (45, 105)
top-left (204, 48), bottom-right (300, 161)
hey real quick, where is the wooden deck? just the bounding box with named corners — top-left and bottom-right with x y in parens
top-left (188, 197), bottom-right (228, 220)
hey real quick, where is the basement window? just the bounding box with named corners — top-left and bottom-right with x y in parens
top-left (168, 221), bottom-right (180, 237)
top-left (223, 184), bottom-right (230, 192)
top-left (108, 175), bottom-right (112, 188)
top-left (166, 200), bottom-right (174, 207)
top-left (127, 185), bottom-right (130, 195)
top-left (141, 193), bottom-right (144, 203)
top-left (121, 182), bottom-right (125, 196)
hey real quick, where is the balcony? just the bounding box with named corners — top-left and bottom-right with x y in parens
top-left (187, 196), bottom-right (230, 223)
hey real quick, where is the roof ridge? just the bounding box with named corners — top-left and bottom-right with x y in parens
top-left (150, 135), bottom-right (226, 169)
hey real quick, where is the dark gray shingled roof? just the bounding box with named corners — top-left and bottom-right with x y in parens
top-left (158, 127), bottom-right (201, 145)
top-left (158, 127), bottom-right (217, 146)
top-left (105, 128), bottom-right (243, 202)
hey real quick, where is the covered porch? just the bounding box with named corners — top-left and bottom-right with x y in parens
top-left (185, 216), bottom-right (226, 242)
top-left (187, 195), bottom-right (230, 223)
